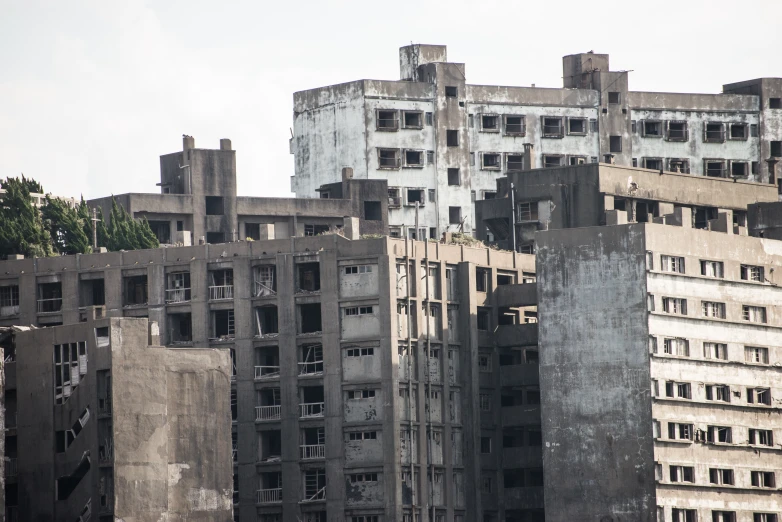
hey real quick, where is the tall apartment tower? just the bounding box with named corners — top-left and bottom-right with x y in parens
top-left (292, 45), bottom-right (782, 238)
top-left (1, 315), bottom-right (233, 520)
top-left (537, 222), bottom-right (782, 522)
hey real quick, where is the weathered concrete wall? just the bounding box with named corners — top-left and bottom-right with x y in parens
top-left (537, 225), bottom-right (656, 522)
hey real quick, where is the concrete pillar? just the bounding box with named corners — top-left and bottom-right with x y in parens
top-left (343, 217), bottom-right (360, 240)
top-left (668, 207), bottom-right (692, 228)
top-left (219, 138), bottom-right (232, 151)
top-left (523, 144), bottom-right (535, 170)
top-left (605, 210), bottom-right (628, 225)
top-left (183, 135), bottom-right (195, 150)
top-left (258, 224), bottom-right (275, 240)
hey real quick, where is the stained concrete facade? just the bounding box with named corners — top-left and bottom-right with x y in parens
top-left (88, 137), bottom-right (388, 247)
top-left (0, 236), bottom-right (538, 522)
top-left (475, 163), bottom-right (779, 253)
top-left (537, 222), bottom-right (782, 522)
top-left (2, 316), bottom-right (232, 521)
top-left (291, 45), bottom-right (782, 237)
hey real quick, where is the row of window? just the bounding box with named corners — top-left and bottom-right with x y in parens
top-left (633, 157), bottom-right (758, 177)
top-left (660, 509), bottom-right (777, 522)
top-left (650, 295), bottom-right (769, 324)
top-left (656, 420), bottom-right (775, 449)
top-left (655, 462), bottom-right (777, 488)
top-left (652, 254), bottom-right (767, 282)
top-left (635, 119), bottom-right (759, 142)
top-left (651, 337), bottom-right (773, 365)
top-left (652, 378), bottom-right (773, 407)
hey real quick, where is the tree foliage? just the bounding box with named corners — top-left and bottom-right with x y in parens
top-left (100, 198), bottom-right (159, 252)
top-left (41, 196), bottom-right (92, 255)
top-left (0, 177), bottom-right (54, 258)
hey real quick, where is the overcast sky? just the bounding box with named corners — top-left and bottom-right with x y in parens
top-left (1, 0), bottom-right (780, 200)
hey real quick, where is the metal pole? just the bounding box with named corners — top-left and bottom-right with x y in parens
top-left (510, 182), bottom-right (517, 253)
top-left (91, 207), bottom-right (99, 250)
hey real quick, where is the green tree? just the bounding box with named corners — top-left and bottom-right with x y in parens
top-left (0, 176), bottom-right (54, 258)
top-left (101, 198), bottom-right (159, 251)
top-left (1, 174), bottom-right (43, 194)
top-left (41, 195), bottom-right (92, 255)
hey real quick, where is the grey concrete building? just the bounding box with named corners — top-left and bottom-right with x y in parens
top-left (88, 136), bottom-right (388, 246)
top-left (0, 315), bottom-right (232, 521)
top-left (537, 221), bottom-right (782, 522)
top-left (0, 235), bottom-right (539, 522)
top-left (475, 162), bottom-right (780, 253)
top-left (291, 45), bottom-right (782, 237)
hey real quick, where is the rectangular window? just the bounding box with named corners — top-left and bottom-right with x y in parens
top-left (730, 161), bottom-right (749, 178)
top-left (479, 393), bottom-right (491, 411)
top-left (0, 285), bottom-right (19, 309)
top-left (608, 92), bottom-right (621, 104)
top-left (346, 347), bottom-right (374, 357)
top-left (349, 472), bottom-right (379, 483)
top-left (705, 122), bottom-right (725, 142)
top-left (705, 159), bottom-right (727, 177)
top-left (705, 384), bottom-right (730, 402)
top-left (667, 422), bottom-right (694, 440)
top-left (506, 154), bottom-right (524, 172)
top-left (747, 387), bottom-right (772, 405)
top-left (569, 155), bottom-right (587, 165)
top-left (480, 436), bottom-right (492, 454)
top-left (772, 141), bottom-right (782, 157)
top-left (745, 346), bottom-right (770, 364)
top-left (425, 112), bottom-right (433, 125)
top-left (740, 264), bottom-right (764, 282)
top-left (667, 121), bottom-right (689, 141)
top-left (707, 425), bottom-right (732, 443)
top-left (663, 338), bottom-right (689, 357)
top-left (476, 268), bottom-right (488, 292)
top-left (478, 354), bottom-right (491, 372)
top-left (448, 207), bottom-right (461, 225)
top-left (205, 196), bottom-right (224, 215)
top-left (406, 189), bottom-right (425, 206)
top-left (568, 117), bottom-right (587, 135)
top-left (713, 512), bottom-right (736, 522)
top-left (403, 149), bottom-right (424, 167)
top-left (542, 117), bottom-right (564, 138)
top-left (476, 309), bottom-right (490, 331)
top-left (669, 465), bottom-right (695, 483)
top-left (665, 382), bottom-right (691, 399)
top-left (378, 148), bottom-right (400, 169)
top-left (447, 168), bottom-right (460, 186)
top-left (742, 305), bottom-right (767, 323)
top-left (729, 122), bottom-right (748, 140)
top-left (481, 114), bottom-right (499, 132)
top-left (702, 301), bottom-right (726, 319)
top-left (376, 109), bottom-right (399, 131)
top-left (700, 260), bottom-right (724, 278)
top-left (751, 471), bottom-right (776, 488)
top-left (753, 515), bottom-right (778, 522)
top-left (703, 342), bottom-right (728, 360)
top-left (517, 202), bottom-right (538, 221)
top-left (347, 389), bottom-right (376, 400)
top-left (708, 468), bottom-right (734, 485)
top-left (543, 155), bottom-right (563, 168)
top-left (643, 120), bottom-right (663, 137)
top-left (662, 297), bottom-right (687, 315)
top-left (749, 429), bottom-right (774, 446)
top-left (643, 157), bottom-right (663, 170)
top-left (427, 150), bottom-right (434, 164)
top-left (504, 115), bottom-right (526, 136)
top-left (446, 130), bottom-right (459, 147)
top-left (445, 86), bottom-right (458, 97)
top-left (428, 189), bottom-right (436, 203)
top-left (388, 188), bottom-right (401, 208)
top-left (660, 255), bottom-right (685, 273)
top-left (609, 135), bottom-right (622, 153)
top-left (402, 110), bottom-right (423, 129)
top-left (481, 153), bottom-right (501, 170)
top-left (770, 98), bottom-right (782, 109)
top-left (672, 509), bottom-right (697, 522)
top-left (668, 158), bottom-right (690, 173)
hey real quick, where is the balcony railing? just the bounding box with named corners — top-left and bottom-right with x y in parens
top-left (166, 287), bottom-right (191, 303)
top-left (254, 280), bottom-right (276, 297)
top-left (209, 285), bottom-right (234, 300)
top-left (298, 361), bottom-right (323, 376)
top-left (300, 444), bottom-right (325, 460)
top-left (255, 366), bottom-right (280, 380)
top-left (37, 297), bottom-right (62, 313)
top-left (5, 457), bottom-right (17, 477)
top-left (303, 487), bottom-right (326, 502)
top-left (257, 488), bottom-right (282, 504)
top-left (256, 405), bottom-right (281, 421)
top-left (300, 402), bottom-right (325, 418)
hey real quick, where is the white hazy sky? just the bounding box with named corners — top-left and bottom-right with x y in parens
top-left (1, 0), bottom-right (781, 200)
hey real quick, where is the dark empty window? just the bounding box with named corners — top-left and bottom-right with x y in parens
top-left (482, 153), bottom-right (501, 170)
top-left (447, 130), bottom-right (459, 147)
top-left (449, 206), bottom-right (462, 225)
top-left (643, 120), bottom-right (662, 137)
top-left (407, 189), bottom-right (425, 206)
top-left (731, 161), bottom-right (748, 178)
top-left (608, 92), bottom-right (621, 104)
top-left (705, 160), bottom-right (726, 177)
top-left (543, 155), bottom-right (563, 168)
top-left (507, 154), bottom-right (524, 171)
top-left (705, 123), bottom-right (725, 142)
top-left (610, 135), bottom-right (622, 153)
top-left (148, 220), bottom-right (171, 244)
top-left (299, 303), bottom-right (322, 334)
top-left (729, 123), bottom-right (748, 140)
top-left (245, 223), bottom-right (261, 240)
top-left (123, 276), bottom-right (147, 306)
top-left (477, 309), bottom-right (490, 331)
top-left (504, 115), bottom-right (525, 135)
top-left (404, 150), bottom-right (423, 167)
top-left (644, 158), bottom-right (663, 171)
top-left (667, 121), bottom-right (688, 141)
top-left (403, 111), bottom-right (423, 129)
top-left (378, 148), bottom-right (400, 168)
top-left (769, 98), bottom-right (781, 109)
top-left (542, 117), bottom-right (564, 138)
top-left (297, 263), bottom-right (321, 292)
top-left (445, 86), bottom-right (458, 97)
top-left (425, 112), bottom-right (433, 125)
top-left (376, 110), bottom-right (398, 130)
top-left (205, 196), bottom-right (224, 215)
top-left (568, 118), bottom-right (586, 134)
top-left (481, 115), bottom-right (499, 131)
top-left (448, 168), bottom-right (460, 186)
top-left (771, 141), bottom-right (782, 157)
top-left (364, 201), bottom-right (382, 221)
top-left (176, 220), bottom-right (184, 231)
top-left (206, 232), bottom-right (225, 244)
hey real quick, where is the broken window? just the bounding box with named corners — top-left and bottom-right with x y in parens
top-left (568, 117), bottom-right (587, 135)
top-left (165, 271), bottom-right (190, 303)
top-left (257, 471), bottom-right (282, 502)
top-left (446, 130), bottom-right (459, 147)
top-left (255, 346), bottom-right (279, 379)
top-left (254, 265), bottom-right (276, 297)
top-left (748, 386), bottom-right (772, 406)
top-left (364, 201), bottom-right (382, 221)
top-left (0, 284), bottom-right (19, 316)
top-left (388, 188), bottom-right (402, 208)
top-left (448, 168), bottom-right (460, 186)
top-left (705, 384), bottom-right (730, 402)
top-left (543, 155), bottom-right (563, 168)
top-left (517, 202), bottom-right (538, 221)
top-left (481, 114), bottom-right (499, 132)
top-left (255, 306), bottom-right (279, 337)
top-left (245, 222), bottom-right (262, 239)
top-left (300, 386), bottom-right (325, 418)
top-left (481, 153), bottom-right (501, 170)
top-left (609, 135), bottom-right (622, 152)
top-left (402, 110), bottom-right (423, 129)
top-left (569, 155), bottom-right (587, 165)
top-left (667, 422), bottom-right (693, 441)
top-left (669, 466), bottom-right (695, 483)
top-left (504, 115), bottom-right (525, 136)
top-left (445, 86), bottom-right (458, 98)
top-left (742, 305), bottom-right (767, 323)
top-left (667, 121), bottom-right (689, 141)
top-left (741, 264), bottom-right (764, 282)
top-left (258, 430), bottom-right (282, 462)
top-left (477, 308), bottom-right (490, 331)
top-left (298, 303), bottom-right (322, 334)
top-left (299, 344), bottom-right (323, 375)
top-left (209, 269), bottom-right (234, 300)
top-left (448, 206), bottom-right (461, 225)
top-left (642, 157), bottom-right (662, 171)
top-left (541, 117), bottom-right (564, 138)
top-left (730, 161), bottom-right (749, 178)
top-left (210, 310), bottom-right (235, 340)
top-left (404, 149), bottom-right (424, 167)
top-left (167, 313), bottom-right (192, 344)
top-left (705, 159), bottom-right (726, 177)
top-left (297, 262), bottom-right (320, 292)
top-left (709, 468), bottom-right (734, 485)
top-left (668, 158), bottom-right (690, 173)
top-left (506, 154), bottom-right (524, 171)
top-left (376, 109), bottom-right (399, 130)
top-left (300, 427), bottom-right (325, 459)
top-left (704, 122), bottom-right (725, 142)
top-left (121, 275), bottom-right (146, 307)
top-left (664, 381), bottom-right (691, 399)
top-left (205, 196), bottom-right (224, 215)
top-left (378, 148), bottom-right (400, 168)
top-left (406, 189), bottom-right (425, 206)
top-left (642, 120), bottom-right (662, 137)
top-left (147, 220), bottom-right (171, 244)
top-left (54, 342), bottom-right (87, 404)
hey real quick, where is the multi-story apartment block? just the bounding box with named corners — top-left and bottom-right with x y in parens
top-left (0, 235), bottom-right (539, 522)
top-left (88, 136), bottom-right (389, 246)
top-left (537, 221), bottom-right (782, 522)
top-left (0, 315), bottom-right (232, 520)
top-left (291, 44), bottom-right (782, 237)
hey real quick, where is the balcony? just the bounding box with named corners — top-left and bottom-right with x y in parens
top-left (254, 366), bottom-right (280, 380)
top-left (256, 405), bottom-right (281, 422)
top-left (5, 457), bottom-right (17, 478)
top-left (303, 487), bottom-right (326, 503)
top-left (254, 280), bottom-right (276, 298)
top-left (300, 444), bottom-right (325, 460)
top-left (495, 323), bottom-right (538, 348)
top-left (37, 297), bottom-right (62, 313)
top-left (166, 287), bottom-right (191, 304)
top-left (209, 285), bottom-right (234, 301)
top-left (300, 402), bottom-right (325, 419)
top-left (495, 283), bottom-right (538, 308)
top-left (298, 361), bottom-right (323, 376)
top-left (257, 488), bottom-right (282, 504)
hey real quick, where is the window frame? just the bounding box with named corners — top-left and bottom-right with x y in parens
top-left (401, 110), bottom-right (424, 130)
top-left (503, 114), bottom-right (526, 136)
top-left (541, 116), bottom-right (564, 138)
top-left (480, 152), bottom-right (502, 171)
top-left (642, 120), bottom-right (663, 138)
top-left (480, 114), bottom-right (500, 133)
top-left (666, 120), bottom-right (689, 142)
top-left (377, 148), bottom-right (401, 169)
top-left (567, 117), bottom-right (588, 136)
top-left (375, 109), bottom-right (399, 131)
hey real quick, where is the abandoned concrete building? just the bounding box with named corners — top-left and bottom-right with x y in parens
top-left (0, 316), bottom-right (233, 521)
top-left (291, 44), bottom-right (782, 238)
top-left (0, 235), bottom-right (541, 522)
top-left (537, 222), bottom-right (782, 522)
top-left (88, 136), bottom-right (388, 246)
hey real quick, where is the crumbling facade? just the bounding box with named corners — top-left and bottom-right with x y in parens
top-left (0, 236), bottom-right (539, 522)
top-left (1, 315), bottom-right (232, 520)
top-left (291, 45), bottom-right (782, 237)
top-left (537, 222), bottom-right (782, 522)
top-left (88, 136), bottom-right (388, 246)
